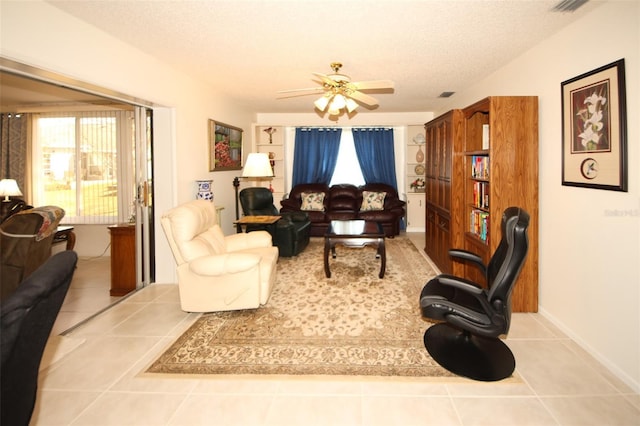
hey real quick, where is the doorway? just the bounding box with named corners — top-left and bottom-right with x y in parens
top-left (0, 60), bottom-right (156, 331)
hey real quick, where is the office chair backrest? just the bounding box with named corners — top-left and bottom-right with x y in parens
top-left (486, 207), bottom-right (530, 316)
top-left (1, 250), bottom-right (78, 426)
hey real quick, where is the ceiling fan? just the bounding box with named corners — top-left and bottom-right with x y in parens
top-left (277, 62), bottom-right (394, 116)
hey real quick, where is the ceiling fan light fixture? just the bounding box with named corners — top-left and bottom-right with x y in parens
top-left (345, 97), bottom-right (359, 113)
top-left (331, 94), bottom-right (347, 110)
top-left (327, 106), bottom-right (341, 116)
top-left (279, 63), bottom-right (393, 118)
top-left (314, 95), bottom-right (331, 111)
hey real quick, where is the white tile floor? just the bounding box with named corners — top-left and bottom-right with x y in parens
top-left (35, 234), bottom-right (640, 426)
top-left (52, 255), bottom-right (121, 336)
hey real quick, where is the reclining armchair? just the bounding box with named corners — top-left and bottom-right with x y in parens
top-left (239, 187), bottom-right (311, 257)
top-left (0, 206), bottom-right (65, 301)
top-left (161, 200), bottom-right (279, 312)
top-left (1, 250), bottom-right (77, 426)
top-left (419, 207), bottom-right (530, 381)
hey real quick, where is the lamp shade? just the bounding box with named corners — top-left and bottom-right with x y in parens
top-left (314, 95), bottom-right (331, 112)
top-left (0, 179), bottom-right (22, 201)
top-left (242, 153), bottom-right (274, 178)
top-left (345, 97), bottom-right (359, 113)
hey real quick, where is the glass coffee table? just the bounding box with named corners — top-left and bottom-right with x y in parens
top-left (324, 220), bottom-right (386, 279)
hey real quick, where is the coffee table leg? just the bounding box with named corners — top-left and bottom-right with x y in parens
top-left (324, 238), bottom-right (331, 278)
top-left (378, 238), bottom-right (386, 278)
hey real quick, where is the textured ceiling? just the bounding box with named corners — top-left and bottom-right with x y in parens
top-left (5, 1), bottom-right (603, 115)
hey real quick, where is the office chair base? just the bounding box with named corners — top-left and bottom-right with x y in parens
top-left (424, 323), bottom-right (515, 382)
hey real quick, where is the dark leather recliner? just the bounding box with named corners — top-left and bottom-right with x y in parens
top-left (0, 206), bottom-right (65, 301)
top-left (239, 187), bottom-right (311, 257)
top-left (419, 207), bottom-right (530, 381)
top-left (1, 250), bottom-right (78, 426)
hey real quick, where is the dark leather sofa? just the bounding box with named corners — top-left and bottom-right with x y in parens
top-left (239, 187), bottom-right (311, 257)
top-left (280, 183), bottom-right (406, 237)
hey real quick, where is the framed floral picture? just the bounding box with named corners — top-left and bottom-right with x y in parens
top-left (561, 59), bottom-right (627, 191)
top-left (209, 120), bottom-right (243, 171)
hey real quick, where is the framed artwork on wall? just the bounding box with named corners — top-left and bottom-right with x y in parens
top-left (561, 59), bottom-right (627, 191)
top-left (209, 120), bottom-right (243, 171)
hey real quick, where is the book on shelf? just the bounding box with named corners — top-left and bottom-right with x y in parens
top-left (472, 181), bottom-right (489, 209)
top-left (471, 156), bottom-right (490, 179)
top-left (482, 124), bottom-right (490, 150)
top-left (469, 209), bottom-right (489, 242)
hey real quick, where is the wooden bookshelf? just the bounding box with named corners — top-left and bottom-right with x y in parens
top-left (461, 96), bottom-right (539, 312)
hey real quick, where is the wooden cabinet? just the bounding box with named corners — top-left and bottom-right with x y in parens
top-left (406, 194), bottom-right (425, 229)
top-left (461, 96), bottom-right (538, 312)
top-left (108, 223), bottom-right (136, 296)
top-left (252, 125), bottom-right (285, 202)
top-left (423, 110), bottom-right (464, 274)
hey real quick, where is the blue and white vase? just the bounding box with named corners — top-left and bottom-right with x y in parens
top-left (196, 180), bottom-right (214, 201)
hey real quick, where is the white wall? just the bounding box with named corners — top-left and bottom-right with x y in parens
top-left (0, 0), bottom-right (255, 283)
top-left (438, 1), bottom-right (640, 391)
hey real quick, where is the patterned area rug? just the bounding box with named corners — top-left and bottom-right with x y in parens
top-left (146, 237), bottom-right (455, 378)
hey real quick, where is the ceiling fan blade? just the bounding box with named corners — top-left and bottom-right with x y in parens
top-left (312, 72), bottom-right (340, 87)
top-left (276, 87), bottom-right (324, 98)
top-left (352, 79), bottom-right (395, 91)
top-left (348, 90), bottom-right (379, 106)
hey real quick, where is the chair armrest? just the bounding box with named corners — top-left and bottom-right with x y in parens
top-left (437, 274), bottom-right (484, 295)
top-left (189, 253), bottom-right (261, 276)
top-left (279, 198), bottom-right (300, 211)
top-left (225, 230), bottom-right (273, 251)
top-left (281, 211), bottom-right (309, 223)
top-left (386, 198), bottom-right (406, 209)
top-left (449, 249), bottom-right (487, 277)
top-left (437, 274), bottom-right (494, 316)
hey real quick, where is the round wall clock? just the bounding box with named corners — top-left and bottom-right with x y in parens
top-left (580, 158), bottom-right (599, 180)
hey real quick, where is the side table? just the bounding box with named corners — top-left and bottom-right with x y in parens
top-left (233, 215), bottom-right (280, 233)
top-left (53, 225), bottom-right (76, 250)
top-left (108, 223), bottom-right (136, 296)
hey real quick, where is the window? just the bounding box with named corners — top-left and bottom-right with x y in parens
top-left (329, 129), bottom-right (365, 186)
top-left (33, 111), bottom-right (134, 224)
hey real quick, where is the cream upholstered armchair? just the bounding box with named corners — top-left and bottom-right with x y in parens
top-left (161, 200), bottom-right (278, 312)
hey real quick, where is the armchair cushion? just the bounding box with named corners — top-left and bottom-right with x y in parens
top-left (189, 253), bottom-right (261, 276)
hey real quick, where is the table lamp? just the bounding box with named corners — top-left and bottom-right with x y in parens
top-left (0, 179), bottom-right (23, 202)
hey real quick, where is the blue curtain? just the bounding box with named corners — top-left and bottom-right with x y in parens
top-left (352, 127), bottom-right (398, 190)
top-left (291, 127), bottom-right (342, 187)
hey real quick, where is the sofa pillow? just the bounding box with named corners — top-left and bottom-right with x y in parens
top-left (300, 192), bottom-right (325, 211)
top-left (360, 191), bottom-right (386, 211)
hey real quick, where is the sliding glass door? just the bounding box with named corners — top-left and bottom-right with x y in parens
top-left (134, 106), bottom-right (154, 287)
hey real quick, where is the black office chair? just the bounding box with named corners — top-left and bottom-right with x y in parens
top-left (239, 187), bottom-right (311, 257)
top-left (419, 207), bottom-right (530, 381)
top-left (1, 250), bottom-right (78, 426)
